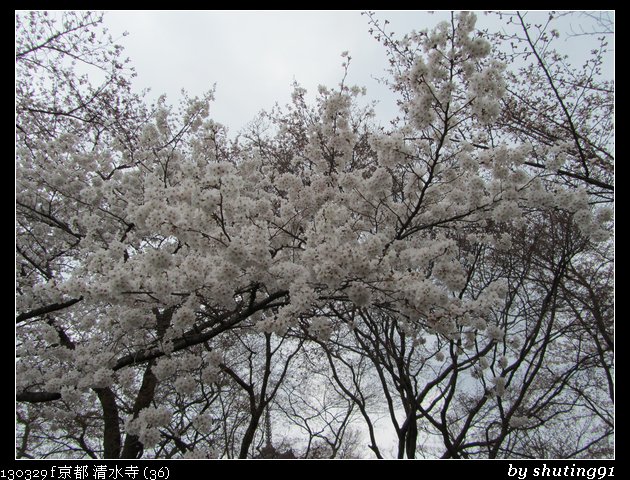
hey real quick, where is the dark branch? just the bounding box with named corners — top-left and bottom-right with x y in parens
top-left (16, 297), bottom-right (83, 324)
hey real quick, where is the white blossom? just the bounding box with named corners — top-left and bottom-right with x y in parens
top-left (309, 316), bottom-right (333, 342)
top-left (509, 416), bottom-right (530, 428)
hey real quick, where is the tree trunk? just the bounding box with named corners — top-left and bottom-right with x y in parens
top-left (120, 361), bottom-right (158, 458)
top-left (94, 387), bottom-right (122, 458)
top-left (238, 409), bottom-right (264, 459)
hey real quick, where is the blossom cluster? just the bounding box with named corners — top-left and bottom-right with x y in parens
top-left (309, 316), bottom-right (333, 342)
top-left (124, 405), bottom-right (172, 448)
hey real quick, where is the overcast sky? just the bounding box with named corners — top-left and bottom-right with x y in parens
top-left (101, 10), bottom-right (431, 133)
top-left (100, 10), bottom-right (614, 136)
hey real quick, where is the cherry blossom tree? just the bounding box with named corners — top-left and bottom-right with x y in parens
top-left (16, 11), bottom-right (613, 459)
top-left (302, 10), bottom-right (614, 459)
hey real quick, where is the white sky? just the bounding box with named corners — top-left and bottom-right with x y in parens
top-left (100, 10), bottom-right (613, 135)
top-left (101, 10), bottom-right (434, 134)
